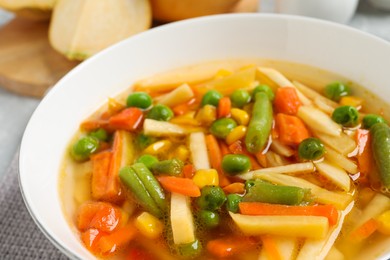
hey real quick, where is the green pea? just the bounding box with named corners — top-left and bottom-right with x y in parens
top-left (88, 128), bottom-right (108, 141)
top-left (126, 92), bottom-right (152, 109)
top-left (199, 210), bottom-right (220, 228)
top-left (221, 154), bottom-right (251, 175)
top-left (226, 194), bottom-right (242, 213)
top-left (137, 155), bottom-right (159, 170)
top-left (210, 118), bottom-right (237, 139)
top-left (252, 84), bottom-right (275, 101)
top-left (363, 114), bottom-right (387, 129)
top-left (71, 136), bottom-right (99, 161)
top-left (201, 90), bottom-right (223, 107)
top-left (298, 138), bottom-right (325, 160)
top-left (197, 186), bottom-right (226, 211)
top-left (147, 104), bottom-right (174, 121)
top-left (136, 134), bottom-right (157, 150)
top-left (332, 105), bottom-right (359, 127)
top-left (177, 239), bottom-right (202, 258)
top-left (230, 89), bottom-right (251, 108)
top-left (324, 82), bottom-right (351, 102)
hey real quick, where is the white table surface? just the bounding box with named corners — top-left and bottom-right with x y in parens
top-left (0, 0), bottom-right (389, 177)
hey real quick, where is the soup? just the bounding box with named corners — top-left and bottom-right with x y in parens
top-left (60, 60), bottom-right (390, 259)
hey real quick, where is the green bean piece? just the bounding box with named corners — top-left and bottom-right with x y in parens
top-left (363, 114), bottom-right (387, 129)
top-left (230, 89), bottom-right (251, 108)
top-left (152, 158), bottom-right (184, 176)
top-left (332, 105), bottom-right (359, 127)
top-left (147, 104), bottom-right (174, 121)
top-left (221, 154), bottom-right (251, 175)
top-left (201, 90), bottom-right (223, 107)
top-left (298, 138), bottom-right (325, 160)
top-left (210, 118), bottom-right (237, 139)
top-left (177, 239), bottom-right (202, 258)
top-left (199, 210), bottom-right (220, 228)
top-left (243, 179), bottom-right (310, 205)
top-left (136, 134), bottom-right (157, 150)
top-left (131, 163), bottom-right (167, 212)
top-left (89, 128), bottom-right (108, 141)
top-left (197, 186), bottom-right (226, 211)
top-left (126, 92), bottom-right (152, 109)
top-left (226, 194), bottom-right (242, 213)
top-left (252, 84), bottom-right (275, 101)
top-left (324, 82), bottom-right (351, 102)
top-left (371, 123), bottom-right (390, 188)
top-left (70, 136), bottom-right (99, 161)
top-left (245, 92), bottom-right (273, 153)
top-left (119, 166), bottom-right (163, 218)
top-left (137, 154), bottom-right (159, 170)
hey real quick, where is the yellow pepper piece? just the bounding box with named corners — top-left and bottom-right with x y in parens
top-left (193, 169), bottom-right (219, 188)
top-left (214, 69), bottom-right (232, 79)
top-left (143, 140), bottom-right (172, 155)
top-left (376, 210), bottom-right (390, 235)
top-left (134, 212), bottom-right (164, 239)
top-left (231, 108), bottom-right (250, 126)
top-left (173, 145), bottom-right (190, 162)
top-left (339, 96), bottom-right (364, 108)
top-left (196, 105), bottom-right (217, 126)
top-left (226, 125), bottom-right (247, 145)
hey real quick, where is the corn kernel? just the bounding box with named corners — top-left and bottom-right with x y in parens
top-left (135, 212), bottom-right (163, 239)
top-left (193, 169), bottom-right (219, 188)
top-left (339, 96), bottom-right (364, 108)
top-left (196, 105), bottom-right (217, 126)
top-left (170, 116), bottom-right (200, 126)
top-left (226, 126), bottom-right (247, 145)
top-left (214, 69), bottom-right (232, 79)
top-left (231, 108), bottom-right (250, 126)
top-left (143, 140), bottom-right (172, 155)
top-left (376, 210), bottom-right (390, 235)
top-left (173, 145), bottom-right (190, 162)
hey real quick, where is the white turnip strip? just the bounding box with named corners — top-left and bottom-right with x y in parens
top-left (189, 132), bottom-right (210, 170)
top-left (239, 162), bottom-right (315, 180)
top-left (313, 96), bottom-right (335, 114)
top-left (297, 106), bottom-right (341, 137)
top-left (315, 160), bottom-right (351, 192)
top-left (293, 80), bottom-right (338, 108)
top-left (170, 192), bottom-right (196, 244)
top-left (312, 129), bottom-right (356, 156)
top-left (325, 146), bottom-right (358, 174)
top-left (154, 83), bottom-right (194, 107)
top-left (143, 119), bottom-right (186, 136)
top-left (270, 139), bottom-right (295, 157)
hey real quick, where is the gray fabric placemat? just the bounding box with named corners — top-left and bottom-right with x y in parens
top-left (0, 153), bottom-right (68, 260)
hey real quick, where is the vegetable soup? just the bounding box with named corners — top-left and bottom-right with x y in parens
top-left (60, 60), bottom-right (390, 259)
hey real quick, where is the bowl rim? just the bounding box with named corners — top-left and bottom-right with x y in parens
top-left (18, 13), bottom-right (390, 259)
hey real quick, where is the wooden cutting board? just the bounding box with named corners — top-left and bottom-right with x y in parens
top-left (0, 0), bottom-right (257, 98)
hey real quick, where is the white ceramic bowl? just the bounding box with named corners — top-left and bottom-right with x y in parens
top-left (19, 14), bottom-right (390, 259)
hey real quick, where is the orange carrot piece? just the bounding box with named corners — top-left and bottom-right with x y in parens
top-left (349, 218), bottom-right (378, 242)
top-left (356, 129), bottom-right (373, 183)
top-left (109, 107), bottom-right (143, 131)
top-left (81, 228), bottom-right (107, 254)
top-left (223, 182), bottom-right (245, 195)
top-left (80, 119), bottom-right (110, 132)
top-left (77, 201), bottom-right (121, 232)
top-left (239, 202), bottom-right (339, 226)
top-left (261, 235), bottom-right (282, 260)
top-left (182, 164), bottom-right (196, 179)
top-left (91, 151), bottom-right (112, 200)
top-left (274, 87), bottom-right (301, 115)
top-left (218, 96), bottom-right (231, 118)
top-left (97, 223), bottom-right (137, 255)
top-left (275, 113), bottom-right (310, 146)
top-left (228, 140), bottom-right (243, 154)
top-left (219, 140), bottom-right (230, 156)
top-left (205, 135), bottom-right (231, 187)
top-left (255, 151), bottom-right (268, 168)
top-left (172, 98), bottom-right (196, 116)
top-left (207, 236), bottom-right (257, 258)
top-left (157, 176), bottom-right (201, 197)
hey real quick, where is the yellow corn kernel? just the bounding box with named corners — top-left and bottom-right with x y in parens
top-left (226, 126), bottom-right (247, 145)
top-left (231, 108), bottom-right (250, 126)
top-left (193, 169), bottom-right (219, 188)
top-left (143, 140), bottom-right (172, 155)
top-left (173, 145), bottom-right (190, 162)
top-left (339, 96), bottom-right (364, 108)
top-left (196, 105), bottom-right (217, 126)
top-left (170, 116), bottom-right (200, 126)
top-left (135, 212), bottom-right (164, 239)
top-left (214, 69), bottom-right (232, 79)
top-left (376, 210), bottom-right (390, 235)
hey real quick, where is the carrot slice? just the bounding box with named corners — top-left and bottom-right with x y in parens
top-left (97, 223), bottom-right (137, 254)
top-left (274, 87), bottom-right (301, 115)
top-left (80, 119), bottom-right (110, 132)
top-left (182, 164), bottom-right (196, 179)
top-left (261, 235), bottom-right (282, 260)
top-left (109, 107), bottom-right (143, 131)
top-left (349, 218), bottom-right (378, 242)
top-left (77, 201), bottom-right (122, 232)
top-left (275, 113), bottom-right (310, 146)
top-left (223, 182), bottom-right (245, 195)
top-left (207, 236), bottom-right (257, 258)
top-left (205, 135), bottom-right (231, 187)
top-left (157, 176), bottom-right (201, 197)
top-left (81, 228), bottom-right (107, 254)
top-left (239, 202), bottom-right (339, 226)
top-left (218, 96), bottom-right (231, 118)
top-left (356, 129), bottom-right (373, 183)
top-left (91, 151), bottom-right (112, 200)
